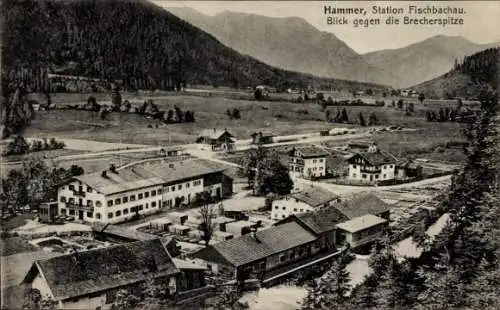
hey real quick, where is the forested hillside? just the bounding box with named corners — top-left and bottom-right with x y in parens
top-left (1, 0), bottom-right (383, 95)
top-left (414, 47), bottom-right (499, 99)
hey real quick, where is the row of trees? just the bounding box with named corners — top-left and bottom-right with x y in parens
top-left (1, 158), bottom-right (84, 216)
top-left (325, 108), bottom-right (379, 126)
top-left (226, 108), bottom-right (241, 120)
top-left (1, 84), bottom-right (35, 138)
top-left (3, 136), bottom-right (65, 156)
top-left (301, 89), bottom-right (499, 309)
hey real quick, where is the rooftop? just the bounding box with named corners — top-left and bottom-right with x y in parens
top-left (336, 214), bottom-right (387, 233)
top-left (347, 150), bottom-right (397, 166)
top-left (334, 193), bottom-right (392, 219)
top-left (292, 206), bottom-right (347, 235)
top-left (92, 223), bottom-right (157, 241)
top-left (196, 221), bottom-right (316, 267)
top-left (199, 128), bottom-right (233, 140)
top-left (23, 239), bottom-right (179, 301)
top-left (289, 146), bottom-right (330, 158)
top-left (288, 187), bottom-right (339, 208)
top-left (74, 159), bottom-right (225, 195)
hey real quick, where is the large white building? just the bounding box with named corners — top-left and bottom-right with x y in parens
top-left (346, 144), bottom-right (397, 184)
top-left (288, 146), bottom-right (329, 179)
top-left (271, 187), bottom-right (339, 220)
top-left (57, 159), bottom-right (233, 224)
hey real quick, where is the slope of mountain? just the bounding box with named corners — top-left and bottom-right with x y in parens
top-left (363, 35), bottom-right (500, 88)
top-left (1, 0), bottom-right (384, 94)
top-left (413, 47), bottom-right (499, 99)
top-left (168, 8), bottom-right (396, 86)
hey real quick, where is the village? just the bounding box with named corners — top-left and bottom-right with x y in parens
top-left (1, 102), bottom-right (456, 309)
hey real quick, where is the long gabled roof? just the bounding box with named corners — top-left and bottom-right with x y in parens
top-left (293, 207), bottom-right (348, 235)
top-left (23, 239), bottom-right (179, 301)
top-left (194, 222), bottom-right (317, 267)
top-left (199, 128), bottom-right (234, 140)
top-left (334, 193), bottom-right (392, 219)
top-left (289, 146), bottom-right (329, 158)
top-left (73, 159), bottom-right (225, 195)
top-left (336, 214), bottom-right (387, 233)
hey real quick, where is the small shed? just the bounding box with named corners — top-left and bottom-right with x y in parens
top-left (213, 231), bottom-right (234, 242)
top-left (170, 224), bottom-right (191, 236)
top-left (150, 218), bottom-right (172, 231)
top-left (166, 212), bottom-right (189, 225)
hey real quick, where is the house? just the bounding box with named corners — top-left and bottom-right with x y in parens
top-left (172, 258), bottom-right (210, 297)
top-left (22, 239), bottom-right (180, 309)
top-left (271, 187), bottom-right (340, 220)
top-left (288, 146), bottom-right (329, 178)
top-left (192, 221), bottom-right (336, 284)
top-left (336, 214), bottom-right (388, 248)
top-left (39, 202), bottom-right (58, 223)
top-left (346, 144), bottom-right (397, 183)
top-left (334, 193), bottom-right (391, 221)
top-left (57, 159), bottom-right (233, 224)
top-left (197, 128), bottom-right (235, 152)
top-left (250, 131), bottom-right (274, 144)
top-left (346, 140), bottom-right (376, 152)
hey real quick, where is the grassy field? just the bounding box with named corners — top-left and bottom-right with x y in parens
top-left (24, 95), bottom-right (358, 145)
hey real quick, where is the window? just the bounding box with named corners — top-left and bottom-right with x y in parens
top-left (151, 201), bottom-right (156, 207)
top-left (313, 159), bottom-right (317, 163)
top-left (69, 185), bottom-right (75, 191)
top-left (383, 174), bottom-right (387, 178)
top-left (60, 196), bottom-right (66, 203)
top-left (138, 193), bottom-right (143, 199)
top-left (157, 189), bottom-right (162, 194)
top-left (61, 208), bottom-right (67, 214)
top-left (293, 208), bottom-right (298, 212)
top-left (274, 214), bottom-right (279, 219)
top-left (115, 210), bottom-right (121, 217)
top-left (151, 190), bottom-right (156, 196)
top-left (186, 183), bottom-right (190, 188)
top-left (279, 255), bottom-right (286, 263)
top-left (300, 209), bottom-right (304, 212)
top-left (95, 201), bottom-right (102, 208)
top-left (138, 205), bottom-right (144, 211)
top-left (282, 206), bottom-right (286, 210)
top-left (130, 195), bottom-right (136, 201)
top-left (86, 186), bottom-right (92, 193)
top-left (165, 187), bottom-right (169, 193)
top-left (87, 212), bottom-right (93, 218)
top-left (108, 200), bottom-right (113, 207)
top-left (123, 208), bottom-right (129, 215)
top-left (114, 198), bottom-right (121, 205)
top-left (282, 215), bottom-right (286, 218)
top-left (383, 165), bottom-right (387, 169)
top-left (69, 198), bottom-right (75, 204)
top-left (390, 165), bottom-right (393, 168)
top-left (69, 209), bottom-right (75, 216)
top-left (96, 213), bottom-right (101, 219)
top-left (352, 173), bottom-right (356, 178)
top-left (144, 192), bottom-right (150, 198)
top-left (375, 175), bottom-right (379, 179)
top-left (108, 213), bottom-right (113, 219)
top-left (171, 186), bottom-right (175, 192)
top-left (145, 203), bottom-right (149, 209)
top-left (131, 206), bottom-right (137, 212)
top-left (178, 184), bottom-right (182, 190)
top-left (123, 197), bottom-right (128, 203)
top-left (275, 206), bottom-right (279, 209)
top-left (193, 180), bottom-right (201, 186)
top-left (362, 174), bottom-right (367, 179)
top-left (353, 164), bottom-right (357, 169)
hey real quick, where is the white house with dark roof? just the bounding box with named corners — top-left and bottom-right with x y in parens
top-left (288, 146), bottom-right (329, 178)
top-left (336, 214), bottom-right (388, 248)
top-left (346, 143), bottom-right (397, 183)
top-left (58, 159), bottom-right (233, 224)
top-left (271, 187), bottom-right (340, 220)
top-left (22, 239), bottom-right (180, 309)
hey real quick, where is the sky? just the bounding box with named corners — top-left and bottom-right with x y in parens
top-left (154, 1), bottom-right (500, 54)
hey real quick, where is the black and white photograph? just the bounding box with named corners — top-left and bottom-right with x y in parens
top-left (1, 0), bottom-right (499, 309)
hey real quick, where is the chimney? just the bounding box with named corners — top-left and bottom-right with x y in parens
top-left (101, 170), bottom-right (108, 178)
top-left (250, 227), bottom-right (258, 241)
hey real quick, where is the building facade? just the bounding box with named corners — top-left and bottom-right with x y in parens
top-left (288, 146), bottom-right (329, 179)
top-left (271, 187), bottom-right (339, 220)
top-left (197, 128), bottom-right (235, 152)
top-left (336, 214), bottom-right (388, 248)
top-left (346, 144), bottom-right (396, 183)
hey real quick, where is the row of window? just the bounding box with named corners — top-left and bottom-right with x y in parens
top-left (351, 173), bottom-right (387, 179)
top-left (311, 159), bottom-right (324, 163)
top-left (352, 164), bottom-right (394, 169)
top-left (60, 200), bottom-right (161, 219)
top-left (60, 197), bottom-right (103, 207)
top-left (107, 189), bottom-right (161, 207)
top-left (67, 184), bottom-right (92, 193)
top-left (274, 205), bottom-right (307, 212)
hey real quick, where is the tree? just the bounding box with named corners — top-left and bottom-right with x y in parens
top-left (418, 93), bottom-right (425, 104)
top-left (23, 288), bottom-right (57, 310)
top-left (232, 108), bottom-right (241, 119)
top-left (397, 99), bottom-right (404, 109)
top-left (111, 83), bottom-right (122, 111)
top-left (368, 112), bottom-right (378, 126)
top-left (226, 109), bottom-right (233, 119)
top-left (166, 109), bottom-right (174, 123)
top-left (325, 110), bottom-right (330, 122)
top-left (341, 108), bottom-right (349, 123)
top-left (174, 105), bottom-right (183, 123)
top-left (302, 250), bottom-right (352, 310)
top-left (358, 112), bottom-right (366, 126)
top-left (5, 135), bottom-right (29, 155)
top-left (408, 102), bottom-right (415, 113)
top-left (199, 193), bottom-right (216, 246)
top-left (316, 92), bottom-right (325, 103)
top-left (254, 88), bottom-right (263, 100)
top-left (214, 284), bottom-right (243, 310)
